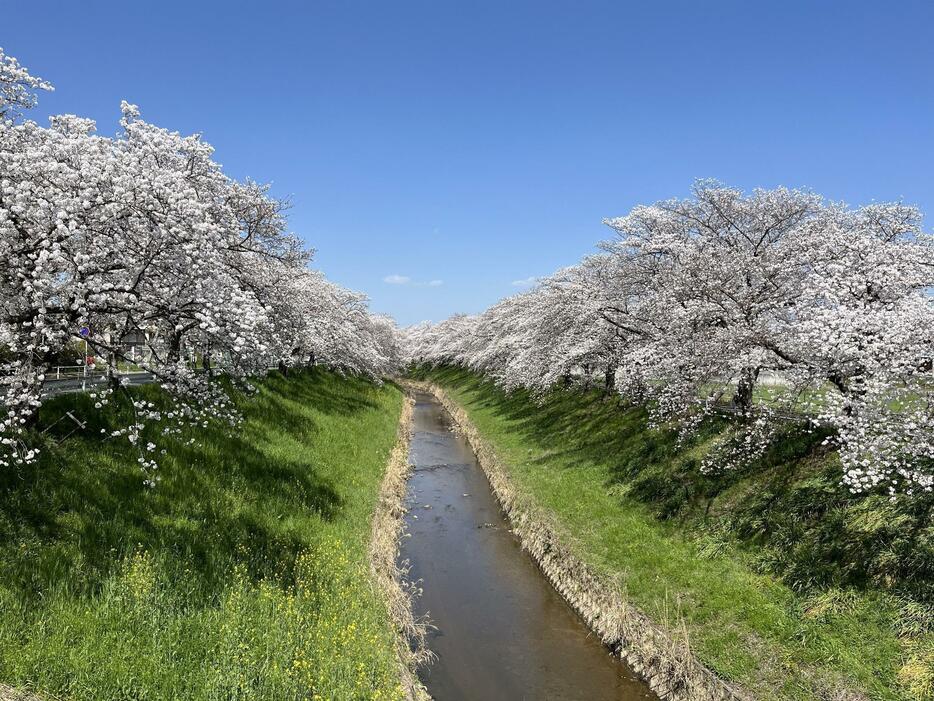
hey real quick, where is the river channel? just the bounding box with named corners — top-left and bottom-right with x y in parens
top-left (399, 389), bottom-right (657, 701)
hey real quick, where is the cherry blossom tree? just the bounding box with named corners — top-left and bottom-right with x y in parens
top-left (404, 182), bottom-right (934, 497)
top-left (0, 47), bottom-right (52, 121)
top-left (0, 49), bottom-right (400, 478)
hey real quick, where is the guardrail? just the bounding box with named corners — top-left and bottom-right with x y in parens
top-left (40, 365), bottom-right (283, 397)
top-left (52, 365), bottom-right (82, 379)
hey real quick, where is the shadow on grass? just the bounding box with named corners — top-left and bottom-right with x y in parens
top-left (0, 368), bottom-right (385, 605)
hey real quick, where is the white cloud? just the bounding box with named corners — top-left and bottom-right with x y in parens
top-left (383, 274), bottom-right (443, 287)
top-left (511, 276), bottom-right (539, 287)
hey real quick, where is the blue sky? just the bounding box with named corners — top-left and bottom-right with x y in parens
top-left (6, 1), bottom-right (934, 324)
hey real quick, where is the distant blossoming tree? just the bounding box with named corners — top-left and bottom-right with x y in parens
top-left (404, 182), bottom-right (934, 497)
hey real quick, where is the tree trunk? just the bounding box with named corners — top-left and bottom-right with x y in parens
top-left (604, 363), bottom-right (617, 393)
top-left (733, 366), bottom-right (760, 414)
top-left (167, 331), bottom-right (182, 365)
top-left (278, 359), bottom-right (289, 376)
top-left (201, 345), bottom-right (212, 375)
top-left (828, 370), bottom-right (871, 418)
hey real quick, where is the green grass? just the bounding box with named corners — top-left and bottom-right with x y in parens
top-left (415, 366), bottom-right (934, 701)
top-left (0, 369), bottom-right (407, 700)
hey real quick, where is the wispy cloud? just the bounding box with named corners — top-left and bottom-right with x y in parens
top-left (511, 276), bottom-right (539, 287)
top-left (383, 274), bottom-right (443, 288)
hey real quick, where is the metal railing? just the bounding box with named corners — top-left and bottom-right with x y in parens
top-left (40, 363), bottom-right (283, 397)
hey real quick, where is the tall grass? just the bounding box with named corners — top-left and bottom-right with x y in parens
top-left (416, 366), bottom-right (934, 701)
top-left (0, 370), bottom-right (406, 700)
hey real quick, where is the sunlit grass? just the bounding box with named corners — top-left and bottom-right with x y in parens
top-left (0, 369), bottom-right (406, 700)
top-left (418, 366), bottom-right (933, 701)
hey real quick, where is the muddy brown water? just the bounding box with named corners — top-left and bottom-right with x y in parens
top-left (400, 391), bottom-right (657, 701)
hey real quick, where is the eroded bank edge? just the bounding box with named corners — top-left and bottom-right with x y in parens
top-left (407, 380), bottom-right (752, 701)
top-left (368, 389), bottom-right (432, 701)
top-left (0, 685), bottom-right (40, 701)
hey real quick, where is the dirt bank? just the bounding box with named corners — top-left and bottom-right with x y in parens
top-left (369, 391), bottom-right (432, 701)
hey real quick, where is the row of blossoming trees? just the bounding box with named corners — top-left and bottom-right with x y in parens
top-left (404, 184), bottom-right (934, 499)
top-left (1, 49), bottom-right (399, 476)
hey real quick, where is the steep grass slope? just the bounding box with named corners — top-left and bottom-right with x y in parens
top-left (0, 370), bottom-right (407, 700)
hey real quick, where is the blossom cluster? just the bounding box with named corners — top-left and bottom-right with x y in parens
top-left (404, 183), bottom-right (934, 497)
top-left (0, 48), bottom-right (400, 474)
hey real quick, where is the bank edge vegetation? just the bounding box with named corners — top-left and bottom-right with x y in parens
top-left (2, 46), bottom-right (933, 700)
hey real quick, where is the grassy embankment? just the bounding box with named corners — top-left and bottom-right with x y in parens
top-left (0, 370), bottom-right (407, 700)
top-left (414, 366), bottom-right (933, 701)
